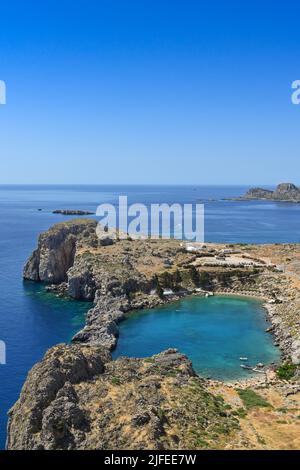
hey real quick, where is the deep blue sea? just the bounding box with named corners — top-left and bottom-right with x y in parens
top-left (0, 184), bottom-right (300, 448)
top-left (113, 295), bottom-right (280, 382)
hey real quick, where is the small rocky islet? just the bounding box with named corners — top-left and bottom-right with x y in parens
top-left (52, 209), bottom-right (95, 215)
top-left (7, 219), bottom-right (300, 450)
top-left (229, 182), bottom-right (300, 203)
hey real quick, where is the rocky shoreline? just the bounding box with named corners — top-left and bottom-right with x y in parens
top-left (7, 219), bottom-right (300, 449)
top-left (22, 219), bottom-right (300, 365)
top-left (71, 283), bottom-right (298, 367)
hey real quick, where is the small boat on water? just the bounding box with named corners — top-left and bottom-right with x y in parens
top-left (240, 364), bottom-right (253, 370)
top-left (239, 357), bottom-right (248, 361)
top-left (240, 363), bottom-right (266, 373)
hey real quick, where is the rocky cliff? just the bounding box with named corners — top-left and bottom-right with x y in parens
top-left (7, 346), bottom-right (239, 450)
top-left (8, 343), bottom-right (300, 450)
top-left (23, 219), bottom-right (98, 283)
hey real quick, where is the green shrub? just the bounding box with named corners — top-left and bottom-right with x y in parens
top-left (173, 269), bottom-right (182, 287)
top-left (233, 407), bottom-right (247, 418)
top-left (189, 266), bottom-right (200, 286)
top-left (111, 377), bottom-right (121, 385)
top-left (276, 362), bottom-right (297, 381)
top-left (236, 388), bottom-right (271, 409)
top-left (156, 282), bottom-right (164, 299)
top-left (156, 408), bottom-right (166, 421)
top-left (198, 271), bottom-right (210, 287)
top-left (160, 271), bottom-right (173, 288)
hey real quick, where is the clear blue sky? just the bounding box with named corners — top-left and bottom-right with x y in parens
top-left (0, 0), bottom-right (300, 185)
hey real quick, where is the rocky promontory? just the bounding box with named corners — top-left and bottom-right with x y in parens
top-left (8, 219), bottom-right (300, 450)
top-left (232, 183), bottom-right (300, 202)
top-left (23, 219), bottom-right (98, 283)
top-left (7, 346), bottom-right (240, 450)
top-left (22, 219), bottom-right (300, 361)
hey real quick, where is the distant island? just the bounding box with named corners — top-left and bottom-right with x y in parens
top-left (229, 183), bottom-right (300, 203)
top-left (52, 209), bottom-right (94, 215)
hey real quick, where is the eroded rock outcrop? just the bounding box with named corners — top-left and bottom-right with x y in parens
top-left (237, 183), bottom-right (300, 202)
top-left (72, 294), bottom-right (129, 349)
top-left (7, 344), bottom-right (111, 450)
top-left (23, 219), bottom-right (98, 283)
top-left (7, 346), bottom-right (239, 450)
top-left (243, 187), bottom-right (274, 199)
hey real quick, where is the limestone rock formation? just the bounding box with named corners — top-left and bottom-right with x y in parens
top-left (7, 344), bottom-right (111, 450)
top-left (243, 187), bottom-right (274, 199)
top-left (240, 183), bottom-right (300, 202)
top-left (23, 219), bottom-right (98, 283)
top-left (275, 183), bottom-right (299, 197)
top-left (7, 346), bottom-right (238, 450)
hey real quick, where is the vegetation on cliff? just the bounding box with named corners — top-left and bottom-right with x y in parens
top-left (7, 346), bottom-right (239, 450)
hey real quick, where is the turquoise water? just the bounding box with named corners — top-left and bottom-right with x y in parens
top-left (0, 281), bottom-right (89, 449)
top-left (0, 184), bottom-right (296, 448)
top-left (113, 295), bottom-right (280, 382)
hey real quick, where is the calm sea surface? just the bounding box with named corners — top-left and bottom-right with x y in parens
top-left (113, 295), bottom-right (280, 382)
top-left (0, 184), bottom-right (299, 448)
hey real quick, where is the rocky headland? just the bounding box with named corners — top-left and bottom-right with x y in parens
top-left (7, 219), bottom-right (300, 449)
top-left (229, 183), bottom-right (300, 203)
top-left (7, 346), bottom-right (241, 450)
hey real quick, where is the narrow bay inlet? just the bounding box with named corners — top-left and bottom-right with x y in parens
top-left (113, 295), bottom-right (280, 382)
top-left (6, 217), bottom-right (300, 450)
